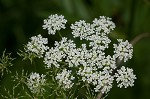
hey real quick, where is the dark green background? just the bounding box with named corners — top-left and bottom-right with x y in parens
top-left (0, 0), bottom-right (150, 99)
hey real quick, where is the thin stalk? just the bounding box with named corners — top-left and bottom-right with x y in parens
top-left (86, 84), bottom-right (92, 99)
top-left (71, 84), bottom-right (78, 99)
top-left (58, 31), bottom-right (63, 38)
top-left (130, 33), bottom-right (150, 45)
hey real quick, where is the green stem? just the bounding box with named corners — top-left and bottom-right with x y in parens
top-left (58, 31), bottom-right (63, 38)
top-left (86, 83), bottom-right (92, 99)
top-left (32, 60), bottom-right (37, 72)
top-left (71, 84), bottom-right (78, 99)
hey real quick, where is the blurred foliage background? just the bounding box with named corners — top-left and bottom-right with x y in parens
top-left (0, 0), bottom-right (150, 99)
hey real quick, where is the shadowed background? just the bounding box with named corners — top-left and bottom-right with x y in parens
top-left (0, 0), bottom-right (150, 99)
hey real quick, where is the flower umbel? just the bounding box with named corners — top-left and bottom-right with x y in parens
top-left (71, 20), bottom-right (94, 40)
top-left (55, 69), bottom-right (75, 90)
top-left (26, 72), bottom-right (46, 95)
top-left (115, 66), bottom-right (136, 88)
top-left (43, 14), bottom-right (67, 35)
top-left (92, 16), bottom-right (115, 34)
top-left (42, 15), bottom-right (136, 96)
top-left (14, 14), bottom-right (136, 98)
top-left (113, 39), bottom-right (133, 62)
top-left (18, 34), bottom-right (49, 63)
top-left (26, 34), bottom-right (49, 58)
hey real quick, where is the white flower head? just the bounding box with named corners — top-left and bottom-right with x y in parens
top-left (95, 71), bottom-right (114, 93)
top-left (70, 20), bottom-right (95, 40)
top-left (78, 66), bottom-right (96, 84)
top-left (27, 72), bottom-right (46, 95)
top-left (101, 55), bottom-right (116, 72)
top-left (115, 66), bottom-right (136, 88)
top-left (42, 14), bottom-right (67, 35)
top-left (113, 39), bottom-right (133, 62)
top-left (26, 34), bottom-right (49, 58)
top-left (44, 47), bottom-right (65, 68)
top-left (89, 35), bottom-right (111, 50)
top-left (44, 37), bottom-right (76, 68)
top-left (92, 16), bottom-right (115, 35)
top-left (54, 37), bottom-right (76, 53)
top-left (55, 69), bottom-right (75, 89)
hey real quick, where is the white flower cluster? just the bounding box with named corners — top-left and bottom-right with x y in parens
top-left (115, 66), bottom-right (136, 88)
top-left (113, 39), bottom-right (133, 62)
top-left (23, 14), bottom-right (136, 94)
top-left (71, 16), bottom-right (115, 40)
top-left (44, 37), bottom-right (76, 68)
top-left (70, 20), bottom-right (95, 40)
top-left (71, 16), bottom-right (115, 51)
top-left (42, 14), bottom-right (67, 35)
top-left (26, 72), bottom-right (46, 95)
top-left (26, 34), bottom-right (49, 58)
top-left (41, 15), bottom-right (136, 93)
top-left (55, 69), bottom-right (75, 89)
top-left (94, 71), bottom-right (114, 93)
top-left (102, 55), bottom-right (116, 71)
top-left (78, 67), bottom-right (114, 93)
top-left (89, 35), bottom-right (111, 50)
top-left (92, 16), bottom-right (115, 34)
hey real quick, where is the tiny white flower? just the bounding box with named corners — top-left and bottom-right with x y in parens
top-left (42, 14), bottom-right (67, 35)
top-left (115, 66), bottom-right (136, 88)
